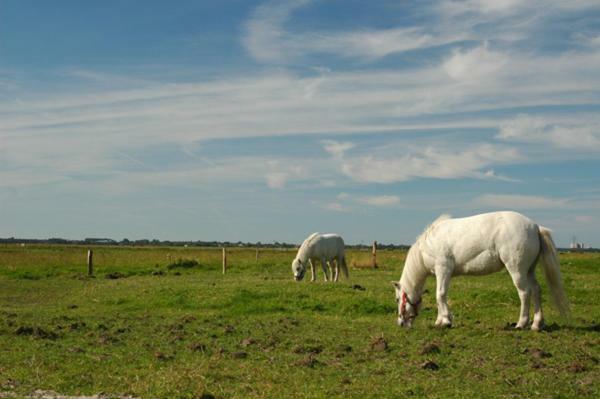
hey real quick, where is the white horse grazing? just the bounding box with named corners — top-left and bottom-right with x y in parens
top-left (292, 233), bottom-right (349, 282)
top-left (392, 211), bottom-right (569, 330)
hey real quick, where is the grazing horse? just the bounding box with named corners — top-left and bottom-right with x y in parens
top-left (392, 211), bottom-right (569, 330)
top-left (292, 233), bottom-right (349, 282)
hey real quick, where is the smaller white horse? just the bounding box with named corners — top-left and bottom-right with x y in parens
top-left (292, 233), bottom-right (349, 282)
top-left (392, 211), bottom-right (569, 330)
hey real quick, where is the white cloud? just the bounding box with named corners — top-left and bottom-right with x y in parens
top-left (341, 144), bottom-right (521, 183)
top-left (266, 172), bottom-right (288, 189)
top-left (440, 0), bottom-right (525, 16)
top-left (498, 114), bottom-right (600, 151)
top-left (442, 43), bottom-right (508, 82)
top-left (322, 140), bottom-right (355, 158)
top-left (243, 1), bottom-right (466, 63)
top-left (324, 202), bottom-right (350, 212)
top-left (473, 194), bottom-right (568, 209)
top-left (357, 195), bottom-right (401, 207)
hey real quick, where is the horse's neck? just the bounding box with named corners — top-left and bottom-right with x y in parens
top-left (400, 246), bottom-right (428, 298)
top-left (297, 245), bottom-right (311, 263)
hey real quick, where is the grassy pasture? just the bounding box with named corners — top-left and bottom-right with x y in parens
top-left (0, 245), bottom-right (598, 398)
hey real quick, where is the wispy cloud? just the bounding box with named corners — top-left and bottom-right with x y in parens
top-left (243, 0), bottom-right (467, 63)
top-left (497, 114), bottom-right (600, 151)
top-left (357, 195), bottom-right (401, 207)
top-left (340, 144), bottom-right (521, 183)
top-left (321, 140), bottom-right (355, 158)
top-left (473, 194), bottom-right (569, 209)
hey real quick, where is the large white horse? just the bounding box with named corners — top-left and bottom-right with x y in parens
top-left (392, 211), bottom-right (569, 330)
top-left (292, 233), bottom-right (349, 282)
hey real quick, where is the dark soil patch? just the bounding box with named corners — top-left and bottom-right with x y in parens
top-left (181, 315), bottom-right (197, 323)
top-left (336, 344), bottom-right (352, 354)
top-left (105, 272), bottom-right (126, 279)
top-left (97, 334), bottom-right (119, 345)
top-left (295, 354), bottom-right (321, 368)
top-left (586, 323), bottom-right (600, 332)
top-left (224, 325), bottom-right (235, 334)
top-left (370, 336), bottom-right (388, 352)
top-left (189, 343), bottom-right (207, 352)
top-left (68, 322), bottom-right (86, 331)
top-left (420, 343), bottom-right (441, 355)
top-left (524, 348), bottom-right (552, 359)
top-left (421, 360), bottom-right (440, 371)
top-left (567, 362), bottom-right (587, 373)
top-left (67, 346), bottom-right (85, 353)
top-left (232, 351), bottom-right (248, 359)
top-left (151, 270), bottom-right (165, 276)
top-left (502, 322), bottom-right (518, 330)
top-left (166, 259), bottom-right (199, 270)
top-left (241, 337), bottom-right (256, 347)
top-left (293, 345), bottom-right (323, 355)
top-left (15, 326), bottom-right (58, 340)
top-left (154, 351), bottom-right (173, 361)
top-left (67, 304), bottom-right (78, 309)
top-left (352, 284), bottom-right (366, 291)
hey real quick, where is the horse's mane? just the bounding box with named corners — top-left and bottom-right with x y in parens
top-left (415, 214), bottom-right (452, 245)
top-left (300, 232), bottom-right (320, 250)
top-left (403, 214), bottom-right (452, 284)
top-left (296, 232), bottom-right (320, 262)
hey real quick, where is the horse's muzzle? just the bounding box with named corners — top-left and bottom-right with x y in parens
top-left (397, 318), bottom-right (412, 328)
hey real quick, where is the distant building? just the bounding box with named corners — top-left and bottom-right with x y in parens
top-left (570, 236), bottom-right (585, 250)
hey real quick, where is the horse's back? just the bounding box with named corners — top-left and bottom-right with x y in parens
top-left (425, 211), bottom-right (540, 274)
top-left (311, 233), bottom-right (345, 258)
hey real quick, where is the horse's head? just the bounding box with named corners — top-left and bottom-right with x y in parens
top-left (292, 258), bottom-right (305, 281)
top-left (392, 281), bottom-right (421, 328)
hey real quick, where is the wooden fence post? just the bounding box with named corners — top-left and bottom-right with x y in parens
top-left (222, 247), bottom-right (227, 274)
top-left (87, 249), bottom-right (94, 276)
top-left (371, 241), bottom-right (377, 269)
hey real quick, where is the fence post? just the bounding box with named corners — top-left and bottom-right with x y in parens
top-left (371, 241), bottom-right (377, 269)
top-left (222, 247), bottom-right (227, 274)
top-left (255, 248), bottom-right (259, 263)
top-left (87, 249), bottom-right (94, 276)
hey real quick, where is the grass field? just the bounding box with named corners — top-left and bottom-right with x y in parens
top-left (0, 245), bottom-right (598, 398)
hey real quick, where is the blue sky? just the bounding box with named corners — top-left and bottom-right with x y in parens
top-left (1, 0), bottom-right (600, 247)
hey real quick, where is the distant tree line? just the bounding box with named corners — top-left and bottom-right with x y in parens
top-left (0, 236), bottom-right (414, 250)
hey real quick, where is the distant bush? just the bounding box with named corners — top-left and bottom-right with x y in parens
top-left (166, 259), bottom-right (200, 270)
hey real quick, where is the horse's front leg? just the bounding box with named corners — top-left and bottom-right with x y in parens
top-left (435, 262), bottom-right (454, 327)
top-left (320, 257), bottom-right (329, 282)
top-left (309, 259), bottom-right (316, 282)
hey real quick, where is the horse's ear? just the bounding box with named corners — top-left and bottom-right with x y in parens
top-left (391, 281), bottom-right (400, 290)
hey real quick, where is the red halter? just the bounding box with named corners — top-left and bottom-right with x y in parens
top-left (401, 291), bottom-right (421, 317)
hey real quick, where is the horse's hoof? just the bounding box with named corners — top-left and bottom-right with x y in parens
top-left (435, 319), bottom-right (452, 328)
top-left (514, 323), bottom-right (527, 330)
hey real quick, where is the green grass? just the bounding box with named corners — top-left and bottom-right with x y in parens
top-left (0, 245), bottom-right (598, 398)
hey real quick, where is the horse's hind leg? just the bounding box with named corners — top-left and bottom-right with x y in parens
top-left (320, 257), bottom-right (329, 282)
top-left (528, 269), bottom-right (544, 331)
top-left (510, 272), bottom-right (531, 329)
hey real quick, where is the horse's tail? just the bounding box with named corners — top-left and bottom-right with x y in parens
top-left (538, 226), bottom-right (570, 318)
top-left (340, 255), bottom-right (349, 279)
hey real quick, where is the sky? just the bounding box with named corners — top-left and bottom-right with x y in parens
top-left (1, 0), bottom-right (600, 247)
